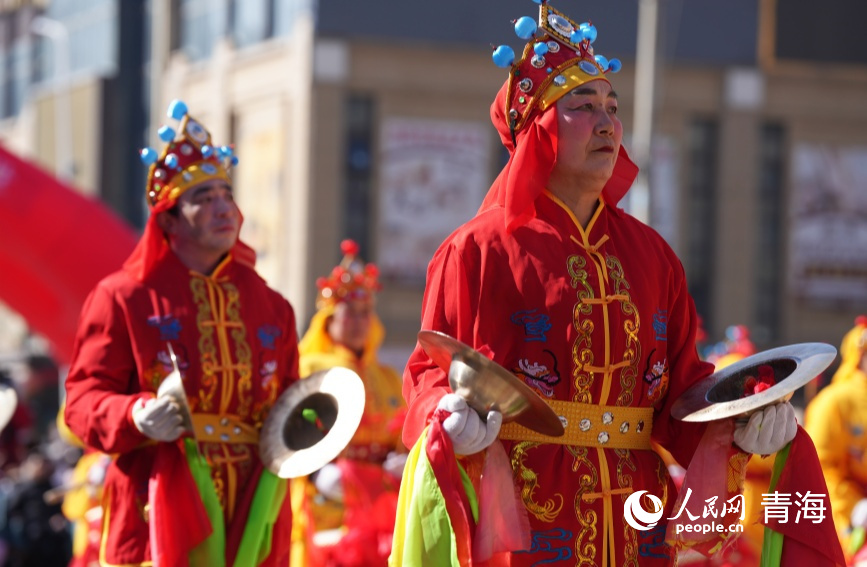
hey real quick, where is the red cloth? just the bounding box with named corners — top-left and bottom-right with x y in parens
top-left (665, 420), bottom-right (749, 554)
top-left (148, 441), bottom-right (212, 567)
top-left (0, 144), bottom-right (136, 363)
top-left (426, 408), bottom-right (477, 566)
top-left (402, 192), bottom-right (714, 565)
top-left (314, 459), bottom-right (402, 566)
top-left (478, 82), bottom-right (638, 234)
top-left (764, 427), bottom-right (846, 566)
top-left (64, 250), bottom-right (300, 565)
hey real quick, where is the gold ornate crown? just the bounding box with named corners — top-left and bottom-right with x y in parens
top-left (139, 100), bottom-right (237, 208)
top-left (492, 2), bottom-right (622, 136)
top-left (315, 240), bottom-right (382, 309)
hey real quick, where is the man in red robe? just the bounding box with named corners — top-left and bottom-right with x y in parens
top-left (400, 4), bottom-right (799, 566)
top-left (64, 100), bottom-right (299, 566)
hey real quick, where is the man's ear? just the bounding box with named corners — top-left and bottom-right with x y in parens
top-left (155, 211), bottom-right (175, 236)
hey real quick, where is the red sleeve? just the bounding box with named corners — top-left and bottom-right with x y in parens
top-left (402, 237), bottom-right (477, 447)
top-left (64, 283), bottom-right (151, 453)
top-left (283, 302), bottom-right (301, 387)
top-left (650, 253), bottom-right (713, 467)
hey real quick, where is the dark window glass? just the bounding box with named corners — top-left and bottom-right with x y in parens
top-left (754, 123), bottom-right (785, 342)
top-left (684, 118), bottom-right (719, 331)
top-left (343, 95), bottom-right (374, 259)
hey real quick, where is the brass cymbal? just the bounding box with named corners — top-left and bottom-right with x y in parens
top-left (418, 330), bottom-right (564, 437)
top-left (259, 366), bottom-right (365, 479)
top-left (671, 342), bottom-right (837, 423)
top-left (156, 343), bottom-right (195, 435)
top-left (0, 382), bottom-right (16, 433)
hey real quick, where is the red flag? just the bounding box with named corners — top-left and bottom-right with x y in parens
top-left (0, 144), bottom-right (136, 362)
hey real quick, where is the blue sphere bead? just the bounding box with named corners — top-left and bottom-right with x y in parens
top-left (230, 156), bottom-right (239, 166)
top-left (533, 42), bottom-right (548, 56)
top-left (166, 99), bottom-right (188, 120)
top-left (158, 126), bottom-right (176, 142)
top-left (139, 147), bottom-right (158, 165)
top-left (570, 30), bottom-right (583, 44)
top-left (201, 144), bottom-right (213, 157)
top-left (608, 58), bottom-right (622, 73)
top-left (514, 16), bottom-right (537, 40)
top-left (219, 145), bottom-right (232, 158)
top-left (492, 45), bottom-right (515, 68)
top-left (595, 55), bottom-right (609, 69)
top-left (582, 25), bottom-right (598, 43)
top-left (165, 154), bottom-right (179, 169)
top-left (531, 0), bottom-right (543, 3)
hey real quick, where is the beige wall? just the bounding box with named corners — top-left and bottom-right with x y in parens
top-left (159, 15), bottom-right (316, 323)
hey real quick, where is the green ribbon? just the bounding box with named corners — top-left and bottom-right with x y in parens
top-left (183, 438), bottom-right (288, 566)
top-left (760, 442), bottom-right (792, 567)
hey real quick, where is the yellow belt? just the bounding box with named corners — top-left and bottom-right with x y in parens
top-left (191, 413), bottom-right (259, 445)
top-left (498, 400), bottom-right (654, 449)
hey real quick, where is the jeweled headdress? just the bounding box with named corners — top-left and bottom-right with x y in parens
top-left (491, 1), bottom-right (621, 140)
top-left (315, 240), bottom-right (381, 309)
top-left (139, 100), bottom-right (238, 209)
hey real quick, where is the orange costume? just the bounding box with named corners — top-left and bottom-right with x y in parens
top-left (64, 101), bottom-right (299, 566)
top-left (291, 241), bottom-right (406, 566)
top-left (805, 317), bottom-right (867, 557)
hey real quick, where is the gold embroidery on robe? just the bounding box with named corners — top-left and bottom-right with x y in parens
top-left (191, 278), bottom-right (218, 411)
top-left (511, 442), bottom-right (564, 522)
top-left (606, 255), bottom-right (641, 406)
top-left (223, 282), bottom-right (253, 418)
top-left (567, 444), bottom-right (599, 565)
top-left (616, 448), bottom-right (639, 566)
top-left (569, 254), bottom-right (596, 403)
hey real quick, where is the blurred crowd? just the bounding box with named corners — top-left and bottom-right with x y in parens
top-left (0, 355), bottom-right (75, 566)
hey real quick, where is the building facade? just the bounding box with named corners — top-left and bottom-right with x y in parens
top-left (1, 0), bottom-right (866, 373)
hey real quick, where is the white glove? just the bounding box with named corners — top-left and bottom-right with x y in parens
top-left (437, 393), bottom-right (502, 455)
top-left (131, 397), bottom-right (185, 442)
top-left (383, 451), bottom-right (408, 479)
top-left (86, 455), bottom-right (111, 486)
top-left (314, 462), bottom-right (343, 502)
top-left (733, 402), bottom-right (797, 455)
top-left (852, 499), bottom-right (867, 529)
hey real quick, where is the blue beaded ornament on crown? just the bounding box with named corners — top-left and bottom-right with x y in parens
top-left (139, 99), bottom-right (239, 208)
top-left (491, 1), bottom-right (622, 136)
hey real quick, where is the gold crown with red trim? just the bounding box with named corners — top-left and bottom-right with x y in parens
top-left (492, 1), bottom-right (622, 136)
top-left (856, 315), bottom-right (867, 350)
top-left (139, 100), bottom-right (237, 208)
top-left (315, 240), bottom-right (382, 309)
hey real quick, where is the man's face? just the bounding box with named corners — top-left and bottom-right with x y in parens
top-left (327, 299), bottom-right (373, 354)
top-left (551, 79), bottom-right (622, 188)
top-left (163, 180), bottom-right (240, 263)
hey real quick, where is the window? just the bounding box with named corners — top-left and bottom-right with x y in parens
top-left (684, 118), bottom-right (719, 331)
top-left (177, 0), bottom-right (216, 61)
top-left (753, 123), bottom-right (785, 342)
top-left (228, 0), bottom-right (273, 48)
top-left (343, 95), bottom-right (375, 258)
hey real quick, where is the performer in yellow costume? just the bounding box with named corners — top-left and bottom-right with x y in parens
top-left (56, 407), bottom-right (109, 567)
top-left (291, 239), bottom-right (407, 567)
top-left (805, 316), bottom-right (867, 559)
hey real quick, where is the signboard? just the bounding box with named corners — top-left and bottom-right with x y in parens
top-left (378, 117), bottom-right (490, 283)
top-left (789, 144), bottom-right (867, 306)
